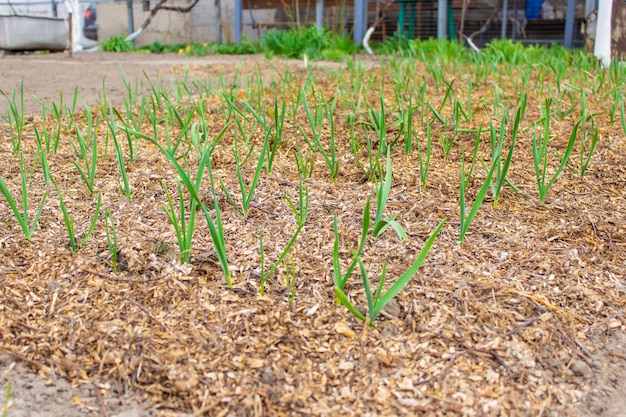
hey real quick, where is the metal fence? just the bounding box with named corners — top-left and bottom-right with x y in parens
top-left (1, 0), bottom-right (594, 49)
top-left (237, 0), bottom-right (593, 48)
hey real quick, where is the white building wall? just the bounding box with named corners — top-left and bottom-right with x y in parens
top-left (97, 0), bottom-right (276, 46)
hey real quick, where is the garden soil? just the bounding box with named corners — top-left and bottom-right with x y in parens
top-left (0, 51), bottom-right (625, 416)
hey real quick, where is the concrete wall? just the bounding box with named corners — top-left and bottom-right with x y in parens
top-left (97, 0), bottom-right (276, 46)
top-left (0, 1), bottom-right (91, 19)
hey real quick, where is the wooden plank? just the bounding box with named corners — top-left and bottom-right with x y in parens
top-left (612, 0), bottom-right (626, 57)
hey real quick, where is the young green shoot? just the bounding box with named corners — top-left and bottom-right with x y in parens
top-left (73, 122), bottom-right (99, 197)
top-left (621, 97), bottom-right (626, 138)
top-left (285, 257), bottom-right (297, 308)
top-left (160, 180), bottom-right (197, 264)
top-left (258, 179), bottom-right (309, 293)
top-left (2, 379), bottom-right (11, 417)
top-left (335, 218), bottom-right (446, 326)
top-left (201, 158), bottom-right (232, 285)
top-left (438, 131), bottom-right (457, 158)
top-left (49, 94), bottom-right (64, 154)
top-left (575, 117), bottom-right (599, 177)
top-left (33, 126), bottom-right (52, 185)
top-left (104, 208), bottom-right (119, 271)
top-left (532, 99), bottom-right (579, 203)
top-left (372, 149), bottom-right (408, 240)
top-left (416, 121), bottom-right (433, 190)
top-left (293, 142), bottom-right (315, 179)
top-left (220, 129), bottom-right (268, 217)
top-left (53, 178), bottom-right (101, 252)
top-left (112, 107), bottom-right (139, 163)
top-left (301, 85), bottom-right (339, 181)
top-left (68, 105), bottom-right (96, 160)
top-left (569, 91), bottom-right (599, 177)
top-left (0, 81), bottom-right (26, 154)
top-left (109, 107), bottom-right (132, 199)
top-left (486, 94), bottom-right (525, 207)
top-left (112, 133), bottom-right (132, 199)
top-left (459, 149), bottom-right (498, 244)
top-left (118, 123), bottom-right (232, 285)
top-left (403, 92), bottom-right (416, 153)
top-left (428, 101), bottom-right (446, 126)
top-left (0, 154), bottom-right (49, 241)
top-left (332, 199), bottom-right (370, 291)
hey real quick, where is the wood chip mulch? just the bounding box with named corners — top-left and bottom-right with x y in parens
top-left (1, 58), bottom-right (625, 416)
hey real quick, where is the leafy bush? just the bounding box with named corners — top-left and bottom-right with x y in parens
top-left (259, 25), bottom-right (355, 60)
top-left (144, 41), bottom-right (185, 54)
top-left (477, 39), bottom-right (543, 65)
top-left (148, 40), bottom-right (166, 53)
top-left (216, 40), bottom-right (259, 55)
top-left (374, 33), bottom-right (412, 55)
top-left (322, 32), bottom-right (357, 60)
top-left (101, 35), bottom-right (134, 52)
top-left (374, 36), bottom-right (468, 63)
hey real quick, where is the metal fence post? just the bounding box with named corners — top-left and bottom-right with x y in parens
top-left (234, 0), bottom-right (242, 43)
top-left (353, 0), bottom-right (367, 44)
top-left (127, 0), bottom-right (135, 35)
top-left (316, 0), bottom-right (324, 29)
top-left (437, 0), bottom-right (447, 39)
top-left (563, 0), bottom-right (576, 48)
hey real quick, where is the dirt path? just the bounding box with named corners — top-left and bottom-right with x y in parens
top-left (0, 51), bottom-right (271, 114)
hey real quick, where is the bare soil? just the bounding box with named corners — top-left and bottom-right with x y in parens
top-left (1, 51), bottom-right (625, 417)
top-left (0, 51), bottom-right (272, 114)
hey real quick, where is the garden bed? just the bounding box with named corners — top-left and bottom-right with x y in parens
top-left (0, 49), bottom-right (625, 416)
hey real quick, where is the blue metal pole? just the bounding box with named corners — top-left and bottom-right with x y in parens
top-left (127, 0), bottom-right (135, 35)
top-left (564, 0), bottom-right (576, 48)
top-left (316, 0), bottom-right (324, 29)
top-left (234, 0), bottom-right (242, 44)
top-left (437, 0), bottom-right (447, 39)
top-left (353, 0), bottom-right (367, 44)
top-left (501, 0), bottom-right (508, 38)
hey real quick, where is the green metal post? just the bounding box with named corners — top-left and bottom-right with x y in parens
top-left (447, 0), bottom-right (456, 40)
top-left (398, 2), bottom-right (406, 36)
top-left (408, 1), bottom-right (416, 38)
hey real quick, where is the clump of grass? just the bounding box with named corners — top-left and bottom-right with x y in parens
top-left (375, 36), bottom-right (468, 63)
top-left (260, 26), bottom-right (355, 60)
top-left (101, 35), bottom-right (134, 52)
top-left (217, 40), bottom-right (259, 55)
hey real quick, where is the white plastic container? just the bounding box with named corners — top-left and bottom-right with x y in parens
top-left (0, 15), bottom-right (67, 51)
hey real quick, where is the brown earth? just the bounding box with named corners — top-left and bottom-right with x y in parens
top-left (0, 51), bottom-right (274, 115)
top-left (0, 51), bottom-right (625, 417)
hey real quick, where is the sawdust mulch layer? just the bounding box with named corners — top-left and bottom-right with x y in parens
top-left (1, 59), bottom-right (625, 416)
